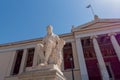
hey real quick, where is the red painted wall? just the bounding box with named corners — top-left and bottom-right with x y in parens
top-left (85, 56), bottom-right (120, 80)
top-left (86, 59), bottom-right (101, 80)
top-left (104, 56), bottom-right (120, 80)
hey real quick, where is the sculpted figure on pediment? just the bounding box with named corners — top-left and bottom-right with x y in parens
top-left (35, 25), bottom-right (65, 68)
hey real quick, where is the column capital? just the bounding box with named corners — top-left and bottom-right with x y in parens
top-left (108, 32), bottom-right (117, 36)
top-left (90, 35), bottom-right (98, 39)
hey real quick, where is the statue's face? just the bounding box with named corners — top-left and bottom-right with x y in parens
top-left (47, 25), bottom-right (53, 35)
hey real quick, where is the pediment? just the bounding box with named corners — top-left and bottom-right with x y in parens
top-left (72, 19), bottom-right (120, 32)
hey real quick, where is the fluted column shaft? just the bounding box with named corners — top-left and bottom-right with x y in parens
top-left (91, 36), bottom-right (109, 80)
top-left (108, 33), bottom-right (120, 61)
top-left (75, 38), bottom-right (89, 80)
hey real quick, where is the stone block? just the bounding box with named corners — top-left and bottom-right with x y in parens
top-left (18, 64), bottom-right (66, 80)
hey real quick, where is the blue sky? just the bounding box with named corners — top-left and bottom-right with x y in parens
top-left (0, 0), bottom-right (120, 44)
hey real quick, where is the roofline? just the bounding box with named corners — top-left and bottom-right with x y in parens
top-left (0, 38), bottom-right (42, 47)
top-left (72, 18), bottom-right (120, 32)
top-left (1, 18), bottom-right (120, 47)
top-left (0, 32), bottom-right (72, 47)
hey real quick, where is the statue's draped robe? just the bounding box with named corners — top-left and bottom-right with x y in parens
top-left (36, 33), bottom-right (65, 68)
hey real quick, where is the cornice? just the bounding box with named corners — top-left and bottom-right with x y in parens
top-left (72, 18), bottom-right (120, 32)
top-left (0, 33), bottom-right (72, 48)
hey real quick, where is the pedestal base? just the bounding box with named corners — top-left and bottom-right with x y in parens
top-left (18, 64), bottom-right (66, 80)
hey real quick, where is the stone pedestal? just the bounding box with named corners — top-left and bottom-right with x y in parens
top-left (18, 64), bottom-right (66, 80)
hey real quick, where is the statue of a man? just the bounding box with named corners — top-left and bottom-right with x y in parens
top-left (36, 25), bottom-right (65, 67)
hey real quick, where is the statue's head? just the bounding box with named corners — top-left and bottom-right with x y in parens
top-left (47, 25), bottom-right (53, 35)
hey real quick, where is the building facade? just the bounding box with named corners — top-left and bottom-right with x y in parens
top-left (0, 17), bottom-right (120, 80)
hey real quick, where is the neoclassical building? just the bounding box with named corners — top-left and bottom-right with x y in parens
top-left (0, 17), bottom-right (120, 80)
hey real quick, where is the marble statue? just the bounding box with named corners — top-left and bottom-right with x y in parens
top-left (36, 25), bottom-right (65, 68)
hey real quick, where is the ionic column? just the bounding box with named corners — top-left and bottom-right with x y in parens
top-left (91, 36), bottom-right (109, 80)
top-left (108, 33), bottom-right (120, 61)
top-left (19, 49), bottom-right (27, 73)
top-left (75, 38), bottom-right (89, 80)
